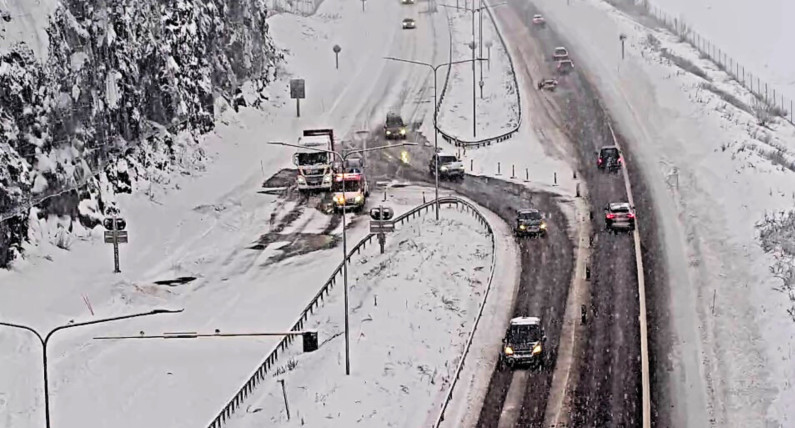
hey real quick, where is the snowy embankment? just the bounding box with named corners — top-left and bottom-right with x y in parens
top-left (227, 206), bottom-right (492, 427)
top-left (645, 0), bottom-right (795, 105)
top-left (529, 0), bottom-right (795, 426)
top-left (436, 5), bottom-right (519, 141)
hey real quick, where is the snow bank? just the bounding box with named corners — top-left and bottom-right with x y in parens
top-left (0, 0), bottom-right (61, 60)
top-left (228, 207), bottom-right (492, 427)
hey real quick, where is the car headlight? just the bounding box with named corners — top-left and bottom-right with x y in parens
top-left (519, 224), bottom-right (526, 230)
top-left (540, 223), bottom-right (546, 229)
top-left (532, 344), bottom-right (542, 355)
top-left (386, 130), bottom-right (391, 135)
top-left (355, 195), bottom-right (363, 202)
top-left (323, 174), bottom-right (332, 183)
top-left (399, 128), bottom-right (406, 135)
top-left (504, 346), bottom-right (514, 355)
top-left (440, 166), bottom-right (448, 171)
top-left (297, 176), bottom-right (306, 184)
top-left (335, 195), bottom-right (345, 204)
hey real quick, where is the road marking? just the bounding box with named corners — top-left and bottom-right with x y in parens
top-left (607, 119), bottom-right (652, 428)
top-left (497, 370), bottom-right (530, 428)
top-left (544, 196), bottom-right (592, 427)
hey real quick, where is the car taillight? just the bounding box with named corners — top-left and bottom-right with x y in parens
top-left (597, 158), bottom-right (603, 164)
top-left (618, 157), bottom-right (623, 164)
top-left (606, 213), bottom-right (615, 219)
top-left (627, 213), bottom-right (635, 218)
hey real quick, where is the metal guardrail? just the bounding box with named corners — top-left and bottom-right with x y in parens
top-left (436, 0), bottom-right (522, 149)
top-left (205, 197), bottom-right (495, 428)
top-left (431, 199), bottom-right (497, 427)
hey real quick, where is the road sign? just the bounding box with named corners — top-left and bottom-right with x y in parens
top-left (103, 217), bottom-right (126, 230)
top-left (104, 230), bottom-right (128, 244)
top-left (290, 79), bottom-right (305, 99)
top-left (369, 207), bottom-right (394, 221)
top-left (369, 220), bottom-right (395, 234)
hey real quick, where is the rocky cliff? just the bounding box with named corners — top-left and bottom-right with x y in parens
top-left (0, 0), bottom-right (281, 266)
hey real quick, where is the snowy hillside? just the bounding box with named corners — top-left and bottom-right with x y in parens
top-left (613, 0), bottom-right (795, 108)
top-left (0, 0), bottom-right (282, 267)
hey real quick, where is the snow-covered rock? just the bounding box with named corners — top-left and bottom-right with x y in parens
top-left (0, 0), bottom-right (283, 267)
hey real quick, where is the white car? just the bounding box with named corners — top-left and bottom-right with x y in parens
top-left (552, 46), bottom-right (569, 61)
top-left (402, 18), bottom-right (416, 29)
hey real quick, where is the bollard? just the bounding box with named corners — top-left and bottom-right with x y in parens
top-left (383, 191), bottom-right (387, 202)
top-left (554, 172), bottom-right (558, 185)
top-left (511, 164), bottom-right (515, 179)
top-left (589, 210), bottom-right (594, 220)
top-left (573, 170), bottom-right (577, 179)
top-left (497, 162), bottom-right (502, 175)
top-left (589, 235), bottom-right (593, 247)
top-left (423, 192), bottom-right (426, 203)
top-left (581, 304), bottom-right (587, 325)
top-left (585, 265), bottom-right (591, 280)
top-left (576, 183), bottom-right (580, 197)
top-left (470, 159), bottom-right (474, 171)
top-left (525, 168), bottom-right (529, 182)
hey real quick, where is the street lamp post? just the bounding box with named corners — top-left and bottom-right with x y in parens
top-left (267, 141), bottom-right (415, 375)
top-left (0, 308), bottom-right (183, 428)
top-left (383, 56), bottom-right (484, 220)
top-left (441, 1), bottom-right (508, 137)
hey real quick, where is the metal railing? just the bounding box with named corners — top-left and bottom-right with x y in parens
top-left (431, 199), bottom-right (497, 427)
top-left (205, 197), bottom-right (495, 428)
top-left (435, 0), bottom-right (522, 148)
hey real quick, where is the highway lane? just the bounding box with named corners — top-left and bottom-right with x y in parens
top-left (488, 1), bottom-right (649, 426)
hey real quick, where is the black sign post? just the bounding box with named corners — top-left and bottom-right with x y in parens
top-left (103, 215), bottom-right (128, 273)
top-left (290, 79), bottom-right (305, 117)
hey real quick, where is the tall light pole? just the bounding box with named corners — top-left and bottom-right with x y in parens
top-left (442, 1), bottom-right (508, 135)
top-left (268, 141), bottom-right (416, 375)
top-left (0, 308), bottom-right (183, 428)
top-left (383, 56), bottom-right (484, 220)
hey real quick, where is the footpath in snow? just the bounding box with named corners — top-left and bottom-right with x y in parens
top-left (528, 0), bottom-right (795, 426)
top-left (228, 205), bottom-right (493, 427)
top-left (436, 5), bottom-right (519, 141)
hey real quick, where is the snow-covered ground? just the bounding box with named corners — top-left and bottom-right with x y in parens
top-left (645, 0), bottom-right (795, 105)
top-left (529, 0), bottom-right (795, 426)
top-left (0, 0), bottom-right (454, 426)
top-left (227, 206), bottom-right (492, 427)
top-left (436, 4), bottom-right (519, 140)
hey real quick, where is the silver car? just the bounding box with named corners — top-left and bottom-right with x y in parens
top-left (604, 202), bottom-right (636, 232)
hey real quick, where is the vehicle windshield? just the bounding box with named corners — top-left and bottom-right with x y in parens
top-left (611, 205), bottom-right (630, 213)
top-left (555, 48), bottom-right (567, 55)
top-left (332, 179), bottom-right (362, 192)
top-left (438, 155), bottom-right (458, 164)
top-left (386, 115), bottom-right (404, 127)
top-left (508, 324), bottom-right (542, 343)
top-left (518, 211), bottom-right (541, 220)
top-left (601, 148), bottom-right (619, 158)
top-left (296, 152), bottom-right (329, 165)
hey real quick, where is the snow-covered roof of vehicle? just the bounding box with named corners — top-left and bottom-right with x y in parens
top-left (608, 202), bottom-right (632, 211)
top-left (299, 135), bottom-right (331, 146)
top-left (533, 14), bottom-right (543, 18)
top-left (510, 316), bottom-right (541, 326)
top-left (554, 46), bottom-right (567, 51)
top-left (517, 208), bottom-right (540, 214)
top-left (437, 152), bottom-right (457, 158)
top-left (403, 18), bottom-right (415, 21)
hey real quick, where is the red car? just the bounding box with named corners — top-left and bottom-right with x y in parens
top-left (532, 14), bottom-right (546, 26)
